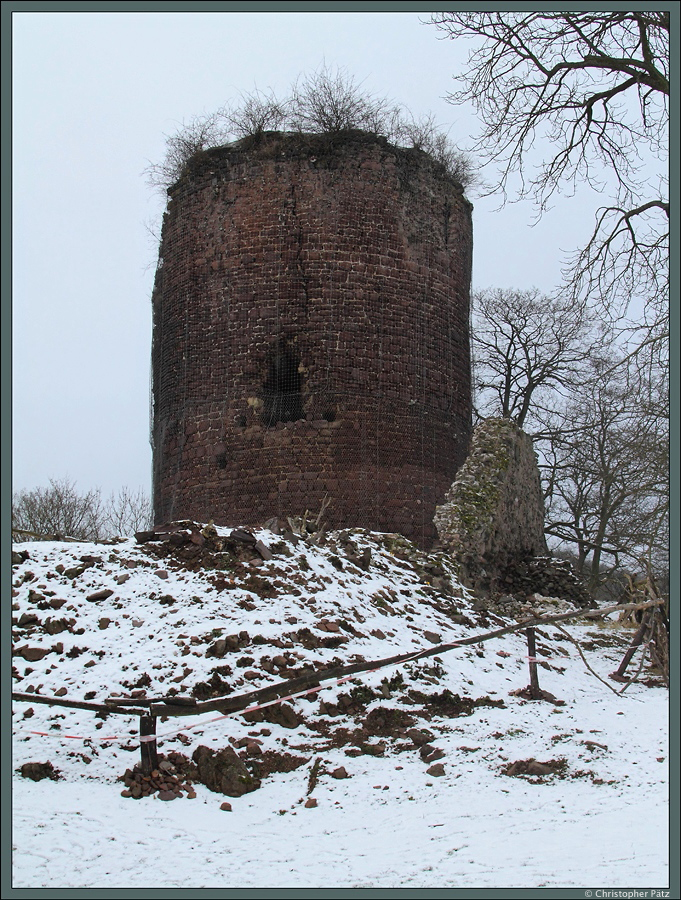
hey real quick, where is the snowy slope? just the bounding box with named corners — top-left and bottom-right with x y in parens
top-left (11, 525), bottom-right (669, 889)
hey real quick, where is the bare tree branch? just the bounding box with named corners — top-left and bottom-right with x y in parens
top-left (429, 12), bottom-right (669, 335)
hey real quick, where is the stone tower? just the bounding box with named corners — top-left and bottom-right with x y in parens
top-left (151, 130), bottom-right (472, 545)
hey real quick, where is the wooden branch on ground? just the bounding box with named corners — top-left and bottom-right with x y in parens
top-left (10, 692), bottom-right (149, 717)
top-left (149, 598), bottom-right (665, 718)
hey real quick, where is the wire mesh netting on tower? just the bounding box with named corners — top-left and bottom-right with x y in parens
top-left (151, 131), bottom-right (472, 547)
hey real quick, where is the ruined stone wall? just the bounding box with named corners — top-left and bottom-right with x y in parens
top-left (151, 131), bottom-right (472, 544)
top-left (433, 418), bottom-right (548, 589)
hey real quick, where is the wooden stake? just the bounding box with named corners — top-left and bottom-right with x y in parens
top-left (140, 715), bottom-right (158, 775)
top-left (526, 628), bottom-right (541, 700)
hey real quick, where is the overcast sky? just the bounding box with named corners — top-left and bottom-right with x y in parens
top-left (12, 10), bottom-right (605, 499)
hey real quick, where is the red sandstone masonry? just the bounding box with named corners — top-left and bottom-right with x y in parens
top-left (151, 131), bottom-right (472, 546)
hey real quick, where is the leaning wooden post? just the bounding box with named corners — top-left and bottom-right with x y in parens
top-left (526, 628), bottom-right (542, 700)
top-left (140, 715), bottom-right (158, 775)
top-left (612, 609), bottom-right (652, 681)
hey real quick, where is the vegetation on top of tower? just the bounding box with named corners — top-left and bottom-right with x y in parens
top-left (145, 65), bottom-right (476, 193)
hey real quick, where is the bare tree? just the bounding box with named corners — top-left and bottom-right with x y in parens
top-left (429, 12), bottom-right (669, 332)
top-left (542, 353), bottom-right (669, 590)
top-left (103, 486), bottom-right (152, 537)
top-left (468, 286), bottom-right (668, 594)
top-left (471, 287), bottom-right (593, 428)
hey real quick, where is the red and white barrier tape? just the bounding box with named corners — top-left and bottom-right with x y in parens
top-left (16, 661), bottom-right (403, 747)
top-left (20, 730), bottom-right (121, 742)
top-left (17, 643), bottom-right (558, 746)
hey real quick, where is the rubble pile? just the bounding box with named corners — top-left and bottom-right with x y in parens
top-left (491, 557), bottom-right (595, 612)
top-left (11, 520), bottom-right (625, 803)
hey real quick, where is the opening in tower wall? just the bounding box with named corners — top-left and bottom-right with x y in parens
top-left (261, 342), bottom-right (304, 426)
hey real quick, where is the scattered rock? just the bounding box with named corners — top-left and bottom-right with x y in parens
top-left (230, 529), bottom-right (256, 545)
top-left (502, 757), bottom-right (568, 779)
top-left (86, 589), bottom-right (114, 602)
top-left (304, 798), bottom-right (318, 808)
top-left (243, 702), bottom-right (301, 730)
top-left (361, 742), bottom-right (386, 757)
top-left (64, 565), bottom-right (89, 579)
top-left (220, 801), bottom-right (233, 811)
top-left (16, 647), bottom-right (50, 662)
top-left (426, 763), bottom-right (446, 777)
top-left (420, 745), bottom-right (446, 764)
top-left (407, 728), bottom-right (435, 746)
top-left (254, 540), bottom-right (273, 561)
top-left (43, 618), bottom-right (71, 635)
top-left (330, 766), bottom-right (349, 779)
top-left (192, 745), bottom-right (261, 797)
top-left (19, 761), bottom-right (60, 782)
top-left (119, 758), bottom-right (196, 800)
top-left (207, 639), bottom-right (228, 658)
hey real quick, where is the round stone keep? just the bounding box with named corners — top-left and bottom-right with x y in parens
top-left (151, 130), bottom-right (473, 545)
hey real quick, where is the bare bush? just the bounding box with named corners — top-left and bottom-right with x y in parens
top-left (288, 65), bottom-right (399, 135)
top-left (12, 478), bottom-right (106, 541)
top-left (12, 479), bottom-right (152, 542)
top-left (217, 88), bottom-right (290, 139)
top-left (145, 112), bottom-right (228, 190)
top-left (145, 67), bottom-right (476, 191)
top-left (394, 111), bottom-right (478, 188)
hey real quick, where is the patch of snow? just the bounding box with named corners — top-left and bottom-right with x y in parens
top-left (11, 528), bottom-right (669, 889)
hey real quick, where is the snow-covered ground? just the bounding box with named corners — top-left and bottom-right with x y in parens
top-left (11, 526), bottom-right (669, 889)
